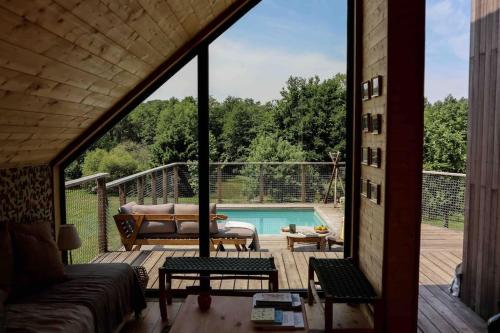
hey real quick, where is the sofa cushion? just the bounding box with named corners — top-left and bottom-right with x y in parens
top-left (132, 204), bottom-right (176, 234)
top-left (10, 222), bottom-right (66, 292)
top-left (0, 222), bottom-right (13, 297)
top-left (119, 201), bottom-right (137, 214)
top-left (174, 204), bottom-right (218, 234)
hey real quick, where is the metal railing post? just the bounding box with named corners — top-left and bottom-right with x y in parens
top-left (137, 176), bottom-right (144, 204)
top-left (96, 177), bottom-right (108, 253)
top-left (259, 164), bottom-right (264, 203)
top-left (173, 165), bottom-right (179, 203)
top-left (162, 168), bottom-right (169, 203)
top-left (301, 164), bottom-right (306, 202)
top-left (118, 184), bottom-right (126, 206)
top-left (217, 164), bottom-right (222, 203)
top-left (151, 172), bottom-right (157, 204)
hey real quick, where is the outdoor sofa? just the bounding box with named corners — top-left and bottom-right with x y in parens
top-left (114, 203), bottom-right (259, 251)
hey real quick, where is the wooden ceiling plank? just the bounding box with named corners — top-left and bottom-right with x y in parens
top-left (0, 66), bottom-right (116, 106)
top-left (0, 0), bottom-right (153, 77)
top-left (0, 90), bottom-right (105, 118)
top-left (0, 40), bottom-right (118, 95)
top-left (54, 0), bottom-right (164, 66)
top-left (190, 0), bottom-right (214, 28)
top-left (0, 140), bottom-right (70, 152)
top-left (166, 0), bottom-right (202, 38)
top-left (137, 0), bottom-right (189, 48)
top-left (0, 125), bottom-right (85, 136)
top-left (100, 0), bottom-right (176, 56)
top-left (5, 148), bottom-right (61, 163)
top-left (0, 6), bottom-right (138, 88)
top-left (0, 109), bottom-right (94, 129)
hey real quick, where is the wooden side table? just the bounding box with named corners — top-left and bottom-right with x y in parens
top-left (281, 227), bottom-right (330, 252)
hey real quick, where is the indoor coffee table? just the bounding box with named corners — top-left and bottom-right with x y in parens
top-left (281, 226), bottom-right (330, 252)
top-left (169, 295), bottom-right (309, 333)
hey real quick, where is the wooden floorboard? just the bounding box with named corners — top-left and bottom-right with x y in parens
top-left (102, 224), bottom-right (486, 332)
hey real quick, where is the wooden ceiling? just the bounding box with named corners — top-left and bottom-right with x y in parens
top-left (0, 0), bottom-right (243, 168)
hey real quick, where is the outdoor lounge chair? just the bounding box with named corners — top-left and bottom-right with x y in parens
top-left (114, 203), bottom-right (257, 251)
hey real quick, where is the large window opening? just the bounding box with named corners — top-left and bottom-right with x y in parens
top-left (62, 1), bottom-right (349, 293)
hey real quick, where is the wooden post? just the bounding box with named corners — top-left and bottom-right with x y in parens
top-left (259, 164), bottom-right (264, 203)
top-left (96, 177), bottom-right (108, 253)
top-left (137, 177), bottom-right (144, 204)
top-left (333, 167), bottom-right (338, 205)
top-left (118, 184), bottom-right (126, 206)
top-left (173, 165), bottom-right (179, 204)
top-left (162, 168), bottom-right (169, 204)
top-left (300, 164), bottom-right (306, 202)
top-left (216, 165), bottom-right (222, 203)
top-left (151, 172), bottom-right (157, 204)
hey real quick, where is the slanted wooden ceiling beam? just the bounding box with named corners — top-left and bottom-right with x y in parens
top-left (51, 0), bottom-right (260, 169)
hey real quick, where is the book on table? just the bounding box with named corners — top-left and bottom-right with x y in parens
top-left (251, 293), bottom-right (305, 330)
top-left (253, 293), bottom-right (301, 310)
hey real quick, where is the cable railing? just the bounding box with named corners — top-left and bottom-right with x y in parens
top-left (64, 165), bottom-right (466, 262)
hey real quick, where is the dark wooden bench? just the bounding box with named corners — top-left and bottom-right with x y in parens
top-left (159, 257), bottom-right (279, 321)
top-left (308, 258), bottom-right (378, 333)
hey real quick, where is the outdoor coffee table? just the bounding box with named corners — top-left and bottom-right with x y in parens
top-left (169, 295), bottom-right (309, 332)
top-left (281, 226), bottom-right (330, 252)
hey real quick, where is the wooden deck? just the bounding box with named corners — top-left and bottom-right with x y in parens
top-left (93, 224), bottom-right (486, 332)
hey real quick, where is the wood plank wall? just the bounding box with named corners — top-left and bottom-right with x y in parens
top-left (0, 0), bottom-right (235, 168)
top-left (358, 0), bottom-right (387, 295)
top-left (462, 0), bottom-right (500, 320)
top-left (356, 1), bottom-right (425, 331)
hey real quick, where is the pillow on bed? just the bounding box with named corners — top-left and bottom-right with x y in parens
top-left (0, 222), bottom-right (13, 298)
top-left (10, 222), bottom-right (66, 292)
top-left (174, 204), bottom-right (218, 234)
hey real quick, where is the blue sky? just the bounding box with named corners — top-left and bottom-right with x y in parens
top-left (148, 0), bottom-right (470, 103)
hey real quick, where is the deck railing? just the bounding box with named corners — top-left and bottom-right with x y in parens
top-left (64, 165), bottom-right (466, 262)
top-left (64, 172), bottom-right (109, 264)
top-left (105, 162), bottom-right (343, 206)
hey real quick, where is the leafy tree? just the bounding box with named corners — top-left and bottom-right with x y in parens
top-left (151, 97), bottom-right (198, 165)
top-left (82, 142), bottom-right (151, 180)
top-left (274, 74), bottom-right (346, 161)
top-left (241, 134), bottom-right (310, 202)
top-left (423, 95), bottom-right (468, 173)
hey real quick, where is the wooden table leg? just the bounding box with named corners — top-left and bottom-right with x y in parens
top-left (270, 271), bottom-right (279, 291)
top-left (166, 273), bottom-right (173, 305)
top-left (320, 238), bottom-right (326, 251)
top-left (307, 262), bottom-right (314, 305)
top-left (325, 295), bottom-right (333, 333)
top-left (289, 238), bottom-right (294, 252)
top-left (159, 269), bottom-right (167, 322)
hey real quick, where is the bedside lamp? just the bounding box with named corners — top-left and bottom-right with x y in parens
top-left (57, 224), bottom-right (81, 264)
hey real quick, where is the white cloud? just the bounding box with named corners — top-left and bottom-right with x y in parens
top-left (146, 38), bottom-right (346, 102)
top-left (425, 66), bottom-right (469, 102)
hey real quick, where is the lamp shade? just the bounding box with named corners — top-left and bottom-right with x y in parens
top-left (57, 224), bottom-right (82, 251)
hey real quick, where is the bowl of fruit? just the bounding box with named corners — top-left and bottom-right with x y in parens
top-left (314, 225), bottom-right (329, 234)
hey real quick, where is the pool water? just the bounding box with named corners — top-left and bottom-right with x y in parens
top-left (218, 209), bottom-right (325, 235)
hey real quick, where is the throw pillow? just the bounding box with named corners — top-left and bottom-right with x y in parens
top-left (10, 222), bottom-right (66, 292)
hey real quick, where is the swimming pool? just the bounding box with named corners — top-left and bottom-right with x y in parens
top-left (218, 209), bottom-right (325, 235)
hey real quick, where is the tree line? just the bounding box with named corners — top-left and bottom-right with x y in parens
top-left (66, 74), bottom-right (468, 181)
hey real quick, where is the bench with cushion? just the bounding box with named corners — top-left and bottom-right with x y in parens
top-left (114, 203), bottom-right (257, 251)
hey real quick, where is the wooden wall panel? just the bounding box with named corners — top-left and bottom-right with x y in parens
top-left (462, 0), bottom-right (500, 319)
top-left (0, 0), bottom-right (236, 168)
top-left (358, 0), bottom-right (387, 295)
top-left (355, 1), bottom-right (424, 331)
